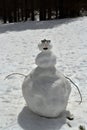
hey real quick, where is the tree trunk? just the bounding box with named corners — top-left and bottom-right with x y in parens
top-left (55, 8), bottom-right (58, 19)
top-left (3, 0), bottom-right (7, 23)
top-left (14, 0), bottom-right (17, 22)
top-left (31, 9), bottom-right (34, 20)
top-left (48, 8), bottom-right (51, 20)
top-left (39, 8), bottom-right (46, 20)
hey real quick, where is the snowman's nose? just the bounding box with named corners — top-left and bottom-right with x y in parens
top-left (43, 47), bottom-right (48, 50)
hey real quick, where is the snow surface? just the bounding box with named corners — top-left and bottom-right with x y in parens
top-left (0, 17), bottom-right (87, 130)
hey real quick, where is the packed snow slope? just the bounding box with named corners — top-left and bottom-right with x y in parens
top-left (0, 17), bottom-right (87, 130)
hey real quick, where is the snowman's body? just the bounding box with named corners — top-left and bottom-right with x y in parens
top-left (22, 40), bottom-right (71, 118)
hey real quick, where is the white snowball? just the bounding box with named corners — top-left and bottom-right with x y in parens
top-left (35, 51), bottom-right (56, 68)
top-left (22, 67), bottom-right (71, 118)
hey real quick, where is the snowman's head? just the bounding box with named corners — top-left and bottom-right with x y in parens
top-left (38, 39), bottom-right (52, 52)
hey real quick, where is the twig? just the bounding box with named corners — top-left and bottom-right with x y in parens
top-left (67, 121), bottom-right (72, 127)
top-left (65, 76), bottom-right (82, 104)
top-left (4, 73), bottom-right (27, 80)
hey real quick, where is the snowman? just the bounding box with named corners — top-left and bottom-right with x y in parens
top-left (22, 39), bottom-right (71, 118)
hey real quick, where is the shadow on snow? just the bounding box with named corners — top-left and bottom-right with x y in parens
top-left (0, 17), bottom-right (82, 34)
top-left (18, 106), bottom-right (66, 130)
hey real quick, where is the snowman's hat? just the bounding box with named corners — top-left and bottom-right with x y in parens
top-left (41, 39), bottom-right (51, 43)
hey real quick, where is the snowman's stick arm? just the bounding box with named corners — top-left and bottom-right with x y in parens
top-left (4, 73), bottom-right (27, 80)
top-left (65, 76), bottom-right (82, 104)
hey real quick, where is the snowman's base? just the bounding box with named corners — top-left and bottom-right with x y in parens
top-left (22, 67), bottom-right (71, 119)
top-left (27, 107), bottom-right (74, 120)
top-left (35, 112), bottom-right (61, 119)
top-left (39, 112), bottom-right (74, 120)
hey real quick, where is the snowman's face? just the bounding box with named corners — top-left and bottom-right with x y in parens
top-left (38, 40), bottom-right (52, 52)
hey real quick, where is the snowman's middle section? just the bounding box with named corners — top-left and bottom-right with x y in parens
top-left (35, 51), bottom-right (56, 68)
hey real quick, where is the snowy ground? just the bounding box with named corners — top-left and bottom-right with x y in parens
top-left (0, 17), bottom-right (87, 130)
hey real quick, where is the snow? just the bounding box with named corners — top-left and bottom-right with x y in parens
top-left (0, 17), bottom-right (87, 130)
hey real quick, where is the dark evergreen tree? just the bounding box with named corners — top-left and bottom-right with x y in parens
top-left (0, 0), bottom-right (87, 23)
